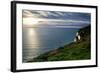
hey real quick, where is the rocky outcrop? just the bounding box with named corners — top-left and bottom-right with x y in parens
top-left (74, 32), bottom-right (81, 42)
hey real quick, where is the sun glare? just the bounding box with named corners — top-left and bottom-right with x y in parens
top-left (23, 17), bottom-right (39, 26)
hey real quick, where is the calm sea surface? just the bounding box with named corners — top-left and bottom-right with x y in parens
top-left (22, 27), bottom-right (78, 62)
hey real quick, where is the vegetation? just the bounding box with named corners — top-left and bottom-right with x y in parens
top-left (28, 25), bottom-right (91, 62)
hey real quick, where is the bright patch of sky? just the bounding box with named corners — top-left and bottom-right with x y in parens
top-left (23, 10), bottom-right (91, 28)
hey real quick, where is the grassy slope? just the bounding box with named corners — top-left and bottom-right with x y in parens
top-left (28, 25), bottom-right (91, 62)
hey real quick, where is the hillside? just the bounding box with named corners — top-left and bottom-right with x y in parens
top-left (28, 25), bottom-right (91, 62)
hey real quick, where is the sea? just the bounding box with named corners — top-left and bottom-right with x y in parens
top-left (22, 27), bottom-right (79, 62)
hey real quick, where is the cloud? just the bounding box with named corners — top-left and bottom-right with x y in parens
top-left (47, 12), bottom-right (59, 17)
top-left (55, 12), bottom-right (65, 16)
top-left (23, 10), bottom-right (33, 17)
top-left (23, 10), bottom-right (90, 28)
top-left (23, 10), bottom-right (90, 22)
top-left (36, 11), bottom-right (48, 17)
top-left (23, 10), bottom-right (42, 18)
top-left (32, 11), bottom-right (59, 17)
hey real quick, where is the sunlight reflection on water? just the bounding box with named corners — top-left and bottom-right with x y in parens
top-left (22, 27), bottom-right (78, 62)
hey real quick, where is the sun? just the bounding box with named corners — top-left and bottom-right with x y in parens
top-left (23, 17), bottom-right (39, 26)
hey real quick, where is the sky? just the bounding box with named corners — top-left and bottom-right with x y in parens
top-left (22, 10), bottom-right (91, 28)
